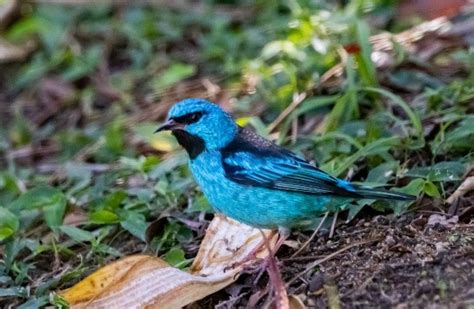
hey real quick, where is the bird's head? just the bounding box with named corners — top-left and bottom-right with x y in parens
top-left (155, 98), bottom-right (238, 157)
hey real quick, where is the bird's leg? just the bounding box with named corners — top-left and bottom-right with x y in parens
top-left (275, 227), bottom-right (291, 251)
top-left (250, 227), bottom-right (289, 274)
top-left (290, 211), bottom-right (329, 258)
top-left (258, 229), bottom-right (289, 309)
top-left (224, 229), bottom-right (290, 306)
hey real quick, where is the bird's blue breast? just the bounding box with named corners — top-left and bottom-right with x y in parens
top-left (190, 151), bottom-right (335, 229)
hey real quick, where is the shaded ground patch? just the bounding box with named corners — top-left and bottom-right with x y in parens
top-left (195, 205), bottom-right (473, 308)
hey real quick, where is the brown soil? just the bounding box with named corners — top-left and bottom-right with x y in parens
top-left (195, 206), bottom-right (474, 308)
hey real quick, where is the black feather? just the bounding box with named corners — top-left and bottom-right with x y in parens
top-left (172, 130), bottom-right (205, 159)
top-left (172, 111), bottom-right (205, 125)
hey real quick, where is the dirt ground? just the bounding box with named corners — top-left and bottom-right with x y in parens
top-left (195, 199), bottom-right (474, 308)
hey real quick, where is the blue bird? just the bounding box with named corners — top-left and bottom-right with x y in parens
top-left (155, 98), bottom-right (415, 230)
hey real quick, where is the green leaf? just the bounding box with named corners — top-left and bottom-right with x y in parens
top-left (60, 225), bottom-right (95, 243)
top-left (0, 173), bottom-right (22, 205)
top-left (7, 16), bottom-right (47, 42)
top-left (104, 191), bottom-right (127, 209)
top-left (347, 203), bottom-right (366, 221)
top-left (328, 136), bottom-right (400, 176)
top-left (120, 212), bottom-right (147, 241)
top-left (366, 161), bottom-right (399, 185)
top-left (11, 186), bottom-right (62, 210)
top-left (104, 121), bottom-right (125, 156)
top-left (93, 243), bottom-right (122, 257)
top-left (0, 208), bottom-right (19, 241)
top-left (423, 181), bottom-right (441, 198)
top-left (407, 161), bottom-right (465, 182)
top-left (187, 195), bottom-right (212, 213)
top-left (163, 247), bottom-right (187, 268)
top-left (0, 287), bottom-right (26, 298)
top-left (151, 63), bottom-right (196, 91)
top-left (389, 178), bottom-right (423, 215)
top-left (280, 95), bottom-right (338, 139)
top-left (0, 228), bottom-right (14, 242)
top-left (90, 210), bottom-right (120, 224)
top-left (43, 197), bottom-right (68, 230)
top-left (395, 178), bottom-right (425, 196)
top-left (433, 116), bottom-right (474, 154)
top-left (10, 186), bottom-right (67, 230)
top-left (4, 238), bottom-right (27, 271)
top-left (325, 91), bottom-right (357, 132)
top-left (18, 296), bottom-right (49, 309)
top-left (61, 45), bottom-right (102, 81)
top-left (445, 116), bottom-right (474, 143)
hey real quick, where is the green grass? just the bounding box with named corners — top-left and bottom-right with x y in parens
top-left (0, 0), bottom-right (473, 307)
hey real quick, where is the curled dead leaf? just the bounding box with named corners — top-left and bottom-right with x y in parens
top-left (61, 215), bottom-right (280, 308)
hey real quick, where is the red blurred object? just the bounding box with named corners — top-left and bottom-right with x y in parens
top-left (343, 43), bottom-right (361, 54)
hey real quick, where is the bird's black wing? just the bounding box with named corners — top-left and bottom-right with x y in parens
top-left (220, 127), bottom-right (362, 197)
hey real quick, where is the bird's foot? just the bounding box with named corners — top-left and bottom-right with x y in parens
top-left (223, 228), bottom-right (287, 273)
top-left (223, 249), bottom-right (260, 272)
top-left (226, 229), bottom-right (289, 308)
top-left (238, 254), bottom-right (279, 286)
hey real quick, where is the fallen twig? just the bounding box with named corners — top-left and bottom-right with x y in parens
top-left (329, 210), bottom-right (339, 239)
top-left (36, 163), bottom-right (115, 174)
top-left (291, 212), bottom-right (329, 258)
top-left (268, 92), bottom-right (306, 133)
top-left (447, 176), bottom-right (474, 204)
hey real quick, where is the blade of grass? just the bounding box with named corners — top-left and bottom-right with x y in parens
top-left (363, 87), bottom-right (425, 148)
top-left (324, 136), bottom-right (401, 177)
top-left (355, 20), bottom-right (378, 88)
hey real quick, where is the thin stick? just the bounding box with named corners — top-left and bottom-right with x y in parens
top-left (447, 176), bottom-right (474, 204)
top-left (291, 212), bottom-right (329, 258)
top-left (291, 118), bottom-right (298, 144)
top-left (329, 210), bottom-right (339, 239)
top-left (267, 92), bottom-right (306, 132)
top-left (286, 238), bottom-right (381, 287)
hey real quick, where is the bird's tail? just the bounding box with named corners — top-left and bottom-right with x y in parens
top-left (353, 185), bottom-right (416, 201)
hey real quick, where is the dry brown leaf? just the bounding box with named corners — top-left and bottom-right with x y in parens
top-left (0, 0), bottom-right (18, 29)
top-left (61, 215), bottom-right (280, 308)
top-left (0, 38), bottom-right (36, 63)
top-left (427, 214), bottom-right (459, 229)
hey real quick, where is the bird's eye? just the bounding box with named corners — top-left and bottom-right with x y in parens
top-left (173, 111), bottom-right (204, 125)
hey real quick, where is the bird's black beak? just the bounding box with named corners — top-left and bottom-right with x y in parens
top-left (154, 119), bottom-right (182, 133)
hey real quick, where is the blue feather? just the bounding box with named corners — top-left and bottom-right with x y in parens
top-left (221, 127), bottom-right (362, 197)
